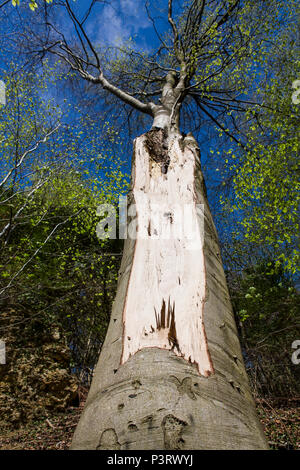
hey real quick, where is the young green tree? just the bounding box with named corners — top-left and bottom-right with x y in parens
top-left (0, 65), bottom-right (128, 384)
top-left (220, 5), bottom-right (299, 275)
top-left (227, 258), bottom-right (299, 398)
top-left (17, 0), bottom-right (296, 449)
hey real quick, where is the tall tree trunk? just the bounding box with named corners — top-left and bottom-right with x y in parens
top-left (71, 126), bottom-right (268, 450)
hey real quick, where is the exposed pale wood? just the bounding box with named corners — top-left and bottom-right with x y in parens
top-left (121, 135), bottom-right (214, 377)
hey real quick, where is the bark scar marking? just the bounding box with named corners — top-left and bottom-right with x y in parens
top-left (161, 414), bottom-right (187, 450)
top-left (96, 428), bottom-right (120, 450)
top-left (170, 375), bottom-right (201, 400)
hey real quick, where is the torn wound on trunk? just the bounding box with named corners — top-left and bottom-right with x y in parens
top-left (121, 135), bottom-right (214, 377)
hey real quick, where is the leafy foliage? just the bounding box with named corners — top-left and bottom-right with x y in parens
top-left (227, 259), bottom-right (299, 397)
top-left (220, 3), bottom-right (300, 274)
top-left (10, 0), bottom-right (52, 12)
top-left (0, 64), bottom-right (129, 382)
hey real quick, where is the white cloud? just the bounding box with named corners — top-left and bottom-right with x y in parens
top-left (88, 0), bottom-right (151, 47)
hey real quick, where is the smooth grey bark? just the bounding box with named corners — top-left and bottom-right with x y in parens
top-left (70, 126), bottom-right (268, 450)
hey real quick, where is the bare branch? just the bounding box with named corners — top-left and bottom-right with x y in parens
top-left (0, 0), bottom-right (10, 9)
top-left (0, 124), bottom-right (60, 189)
top-left (0, 208), bottom-right (84, 296)
top-left (168, 0), bottom-right (183, 61)
top-left (193, 94), bottom-right (245, 147)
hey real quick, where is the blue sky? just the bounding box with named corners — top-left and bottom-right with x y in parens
top-left (85, 0), bottom-right (153, 48)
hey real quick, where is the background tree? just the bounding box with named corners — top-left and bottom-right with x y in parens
top-left (215, 4), bottom-right (300, 400)
top-left (228, 258), bottom-right (299, 398)
top-left (220, 5), bottom-right (299, 274)
top-left (0, 62), bottom-right (129, 427)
